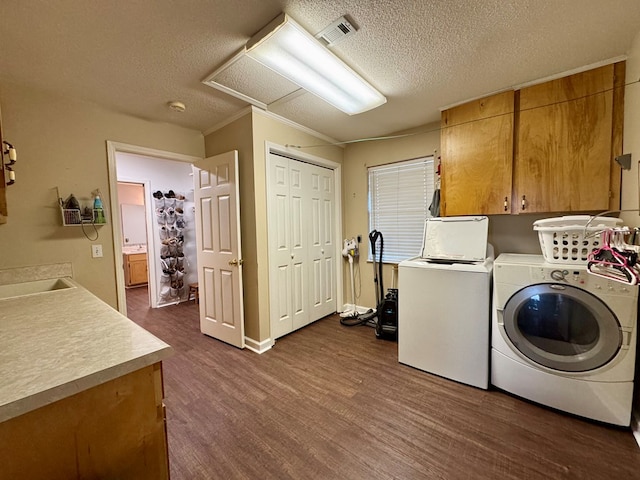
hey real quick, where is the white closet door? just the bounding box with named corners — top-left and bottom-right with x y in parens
top-left (268, 152), bottom-right (336, 340)
top-left (289, 161), bottom-right (310, 330)
top-left (308, 164), bottom-right (336, 320)
top-left (268, 155), bottom-right (293, 339)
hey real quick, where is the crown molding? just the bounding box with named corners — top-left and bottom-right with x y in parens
top-left (250, 106), bottom-right (343, 148)
top-left (202, 106), bottom-right (253, 136)
top-left (203, 105), bottom-right (342, 148)
top-left (440, 55), bottom-right (628, 112)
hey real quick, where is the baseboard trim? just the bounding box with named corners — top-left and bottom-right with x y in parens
top-left (632, 408), bottom-right (640, 448)
top-left (244, 336), bottom-right (274, 354)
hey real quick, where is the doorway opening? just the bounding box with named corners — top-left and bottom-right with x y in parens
top-left (118, 181), bottom-right (150, 313)
top-left (107, 141), bottom-right (201, 315)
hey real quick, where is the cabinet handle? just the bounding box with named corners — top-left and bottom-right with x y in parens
top-left (503, 197), bottom-right (508, 212)
top-left (521, 195), bottom-right (526, 211)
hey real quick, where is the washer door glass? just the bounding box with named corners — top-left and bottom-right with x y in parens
top-left (503, 283), bottom-right (621, 372)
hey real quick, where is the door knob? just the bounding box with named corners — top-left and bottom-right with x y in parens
top-left (229, 258), bottom-right (244, 266)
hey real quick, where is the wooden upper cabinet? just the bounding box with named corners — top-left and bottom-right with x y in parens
top-left (441, 91), bottom-right (514, 216)
top-left (514, 62), bottom-right (624, 213)
top-left (0, 103), bottom-right (7, 224)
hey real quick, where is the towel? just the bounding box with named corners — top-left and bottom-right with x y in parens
top-left (429, 189), bottom-right (440, 217)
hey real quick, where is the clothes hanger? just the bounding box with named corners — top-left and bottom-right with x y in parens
top-left (587, 229), bottom-right (638, 285)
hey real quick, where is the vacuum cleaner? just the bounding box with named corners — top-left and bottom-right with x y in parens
top-left (369, 230), bottom-right (398, 340)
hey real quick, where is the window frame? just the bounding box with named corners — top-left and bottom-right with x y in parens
top-left (367, 155), bottom-right (436, 263)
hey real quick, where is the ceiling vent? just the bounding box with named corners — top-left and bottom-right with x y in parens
top-left (315, 16), bottom-right (357, 47)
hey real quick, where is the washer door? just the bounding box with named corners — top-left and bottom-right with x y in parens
top-left (503, 283), bottom-right (622, 372)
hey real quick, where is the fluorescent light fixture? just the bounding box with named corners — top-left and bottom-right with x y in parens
top-left (245, 13), bottom-right (386, 115)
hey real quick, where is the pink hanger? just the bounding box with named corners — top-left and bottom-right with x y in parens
top-left (587, 229), bottom-right (639, 285)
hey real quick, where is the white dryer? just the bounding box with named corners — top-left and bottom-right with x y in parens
top-left (492, 254), bottom-right (638, 426)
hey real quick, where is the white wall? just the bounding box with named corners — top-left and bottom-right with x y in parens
top-left (116, 152), bottom-right (197, 307)
top-left (622, 28), bottom-right (640, 445)
top-left (621, 31), bottom-right (640, 227)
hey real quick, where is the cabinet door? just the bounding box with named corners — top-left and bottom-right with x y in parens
top-left (515, 63), bottom-right (623, 213)
top-left (129, 255), bottom-right (148, 285)
top-left (441, 91), bottom-right (514, 216)
top-left (124, 253), bottom-right (148, 286)
top-left (0, 103), bottom-right (7, 223)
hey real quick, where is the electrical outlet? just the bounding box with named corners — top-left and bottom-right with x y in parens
top-left (91, 244), bottom-right (103, 258)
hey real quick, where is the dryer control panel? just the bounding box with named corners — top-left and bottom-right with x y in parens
top-left (529, 265), bottom-right (637, 297)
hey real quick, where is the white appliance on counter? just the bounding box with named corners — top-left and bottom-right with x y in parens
top-left (398, 216), bottom-right (494, 389)
top-left (492, 254), bottom-right (638, 426)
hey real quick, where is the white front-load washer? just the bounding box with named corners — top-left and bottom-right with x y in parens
top-left (491, 254), bottom-right (638, 426)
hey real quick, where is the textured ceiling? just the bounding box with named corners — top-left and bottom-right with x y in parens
top-left (1, 0), bottom-right (640, 142)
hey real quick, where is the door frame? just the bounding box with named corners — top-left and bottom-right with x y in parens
top-left (106, 141), bottom-right (202, 314)
top-left (265, 142), bottom-right (344, 338)
top-left (117, 179), bottom-right (153, 299)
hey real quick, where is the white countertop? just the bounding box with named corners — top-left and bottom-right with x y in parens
top-left (122, 245), bottom-right (147, 254)
top-left (0, 278), bottom-right (172, 422)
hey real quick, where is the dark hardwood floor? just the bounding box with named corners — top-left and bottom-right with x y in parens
top-left (126, 287), bottom-right (640, 479)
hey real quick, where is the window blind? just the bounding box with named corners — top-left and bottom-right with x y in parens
top-left (368, 156), bottom-right (435, 263)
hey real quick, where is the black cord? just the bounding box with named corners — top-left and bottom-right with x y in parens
top-left (80, 221), bottom-right (99, 241)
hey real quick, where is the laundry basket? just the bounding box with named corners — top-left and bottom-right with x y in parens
top-left (533, 215), bottom-right (623, 264)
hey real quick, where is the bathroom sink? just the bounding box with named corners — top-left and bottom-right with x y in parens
top-left (122, 245), bottom-right (147, 254)
top-left (0, 277), bottom-right (76, 300)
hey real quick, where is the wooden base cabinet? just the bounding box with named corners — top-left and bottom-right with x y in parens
top-left (0, 363), bottom-right (169, 480)
top-left (124, 252), bottom-right (148, 286)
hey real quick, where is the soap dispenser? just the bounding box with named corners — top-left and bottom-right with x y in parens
top-left (93, 190), bottom-right (106, 224)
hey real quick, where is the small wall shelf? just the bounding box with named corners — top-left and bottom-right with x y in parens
top-left (57, 187), bottom-right (107, 227)
top-left (60, 208), bottom-right (107, 226)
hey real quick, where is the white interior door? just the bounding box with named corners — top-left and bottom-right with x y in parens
top-left (193, 151), bottom-right (244, 349)
top-left (289, 160), bottom-right (310, 330)
top-left (268, 154), bottom-right (301, 338)
top-left (268, 152), bottom-right (337, 339)
top-left (308, 164), bottom-right (336, 320)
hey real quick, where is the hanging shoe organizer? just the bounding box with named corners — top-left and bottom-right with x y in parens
top-left (154, 189), bottom-right (188, 303)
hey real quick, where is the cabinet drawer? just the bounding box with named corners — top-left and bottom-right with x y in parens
top-left (127, 253), bottom-right (147, 262)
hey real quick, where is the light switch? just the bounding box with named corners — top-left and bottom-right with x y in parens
top-left (92, 244), bottom-right (103, 258)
